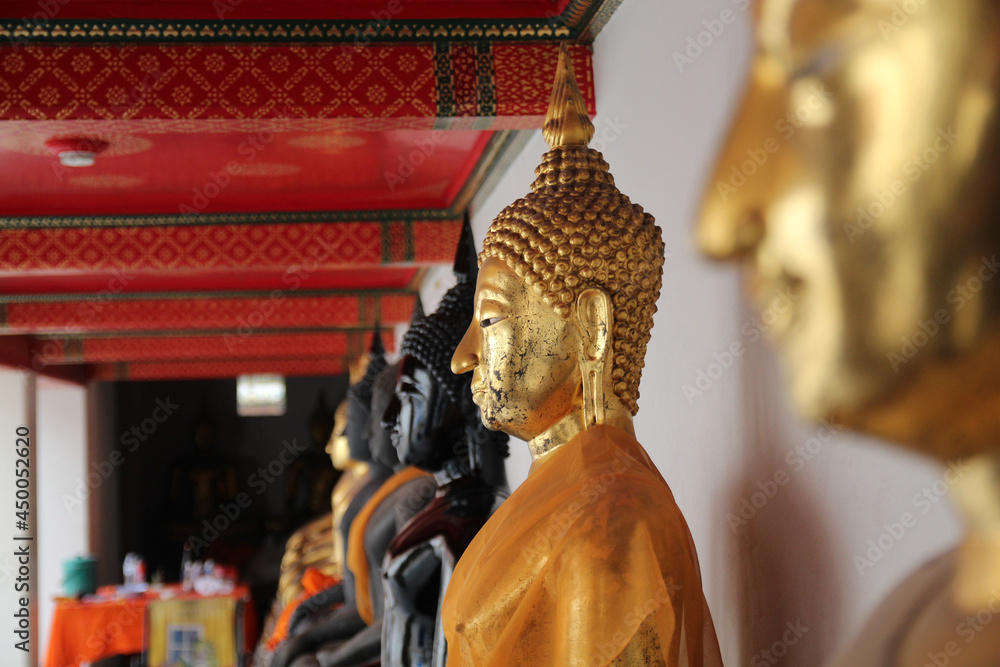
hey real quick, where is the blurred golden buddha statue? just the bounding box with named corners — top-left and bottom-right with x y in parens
top-left (275, 400), bottom-right (371, 608)
top-left (698, 1), bottom-right (1000, 664)
top-left (445, 45), bottom-right (723, 667)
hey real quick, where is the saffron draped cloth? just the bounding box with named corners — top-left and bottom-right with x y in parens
top-left (442, 425), bottom-right (723, 667)
top-left (347, 465), bottom-right (432, 625)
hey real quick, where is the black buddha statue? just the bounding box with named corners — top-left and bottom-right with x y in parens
top-left (380, 218), bottom-right (510, 667)
top-left (266, 331), bottom-right (396, 667)
top-left (272, 329), bottom-right (438, 667)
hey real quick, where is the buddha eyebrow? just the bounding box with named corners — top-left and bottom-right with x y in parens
top-left (476, 293), bottom-right (508, 306)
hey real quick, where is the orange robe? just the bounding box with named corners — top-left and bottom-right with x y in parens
top-left (441, 425), bottom-right (723, 666)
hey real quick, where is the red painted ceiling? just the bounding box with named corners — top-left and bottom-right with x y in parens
top-left (0, 1), bottom-right (614, 382)
top-left (0, 129), bottom-right (492, 216)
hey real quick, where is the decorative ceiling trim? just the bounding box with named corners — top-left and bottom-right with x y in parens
top-left (0, 43), bottom-right (594, 124)
top-left (0, 291), bottom-right (417, 333)
top-left (0, 209), bottom-right (457, 230)
top-left (0, 220), bottom-right (462, 271)
top-left (89, 358), bottom-right (348, 381)
top-left (31, 330), bottom-right (392, 364)
top-left (0, 0), bottom-right (618, 45)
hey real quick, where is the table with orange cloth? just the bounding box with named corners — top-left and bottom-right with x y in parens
top-left (44, 584), bottom-right (257, 667)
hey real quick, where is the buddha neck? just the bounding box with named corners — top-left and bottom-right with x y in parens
top-left (842, 326), bottom-right (1000, 461)
top-left (527, 400), bottom-right (635, 466)
top-left (434, 452), bottom-right (469, 487)
top-left (951, 451), bottom-right (1000, 612)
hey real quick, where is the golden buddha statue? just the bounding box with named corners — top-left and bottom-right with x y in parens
top-left (697, 1), bottom-right (1000, 664)
top-left (275, 400), bottom-right (371, 608)
top-left (444, 45), bottom-right (723, 667)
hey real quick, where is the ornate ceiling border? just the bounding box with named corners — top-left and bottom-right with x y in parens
top-left (0, 0), bottom-right (623, 45)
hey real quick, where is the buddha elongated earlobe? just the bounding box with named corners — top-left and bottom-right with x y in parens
top-left (576, 287), bottom-right (612, 428)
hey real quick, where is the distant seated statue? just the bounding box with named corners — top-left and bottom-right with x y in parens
top-left (444, 46), bottom-right (723, 666)
top-left (169, 403), bottom-right (238, 522)
top-left (381, 219), bottom-right (510, 667)
top-left (257, 337), bottom-right (395, 667)
top-left (284, 390), bottom-right (341, 524)
top-left (276, 400), bottom-right (369, 610)
top-left (273, 337), bottom-right (437, 667)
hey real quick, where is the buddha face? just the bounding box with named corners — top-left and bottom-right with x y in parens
top-left (383, 356), bottom-right (460, 471)
top-left (346, 392), bottom-right (374, 463)
top-left (368, 364), bottom-right (401, 468)
top-left (452, 257), bottom-right (583, 442)
top-left (326, 402), bottom-right (351, 470)
top-left (698, 0), bottom-right (1000, 452)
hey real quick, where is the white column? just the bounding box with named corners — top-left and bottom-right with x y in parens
top-left (0, 369), bottom-right (36, 667)
top-left (36, 378), bottom-right (88, 664)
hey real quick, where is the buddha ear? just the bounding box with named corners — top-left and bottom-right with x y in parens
top-left (575, 287), bottom-right (612, 427)
top-left (575, 287), bottom-right (612, 363)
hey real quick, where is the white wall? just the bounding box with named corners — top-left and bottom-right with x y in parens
top-left (423, 1), bottom-right (964, 664)
top-left (0, 370), bottom-right (36, 667)
top-left (36, 378), bottom-right (88, 661)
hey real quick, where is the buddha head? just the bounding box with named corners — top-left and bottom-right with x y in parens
top-left (698, 0), bottom-right (1000, 460)
top-left (326, 400), bottom-right (352, 471)
top-left (452, 46), bottom-right (665, 449)
top-left (387, 219), bottom-right (510, 474)
top-left (346, 329), bottom-right (388, 463)
top-left (308, 390), bottom-right (335, 452)
top-left (368, 362), bottom-right (402, 469)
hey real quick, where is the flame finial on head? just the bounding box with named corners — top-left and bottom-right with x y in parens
top-left (453, 212), bottom-right (478, 285)
top-left (542, 43), bottom-right (595, 150)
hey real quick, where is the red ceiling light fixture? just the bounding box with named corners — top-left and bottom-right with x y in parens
top-left (44, 136), bottom-right (110, 168)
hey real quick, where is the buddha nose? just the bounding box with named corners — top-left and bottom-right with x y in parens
top-left (697, 55), bottom-right (790, 261)
top-left (382, 392), bottom-right (402, 431)
top-left (451, 319), bottom-right (478, 375)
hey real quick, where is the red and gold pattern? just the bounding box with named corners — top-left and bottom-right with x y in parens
top-left (0, 0), bottom-right (624, 45)
top-left (31, 330), bottom-right (393, 364)
top-left (0, 44), bottom-right (594, 124)
top-left (0, 220), bottom-right (461, 272)
top-left (89, 358), bottom-right (348, 381)
top-left (0, 292), bottom-right (416, 334)
top-left (492, 44), bottom-right (594, 125)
